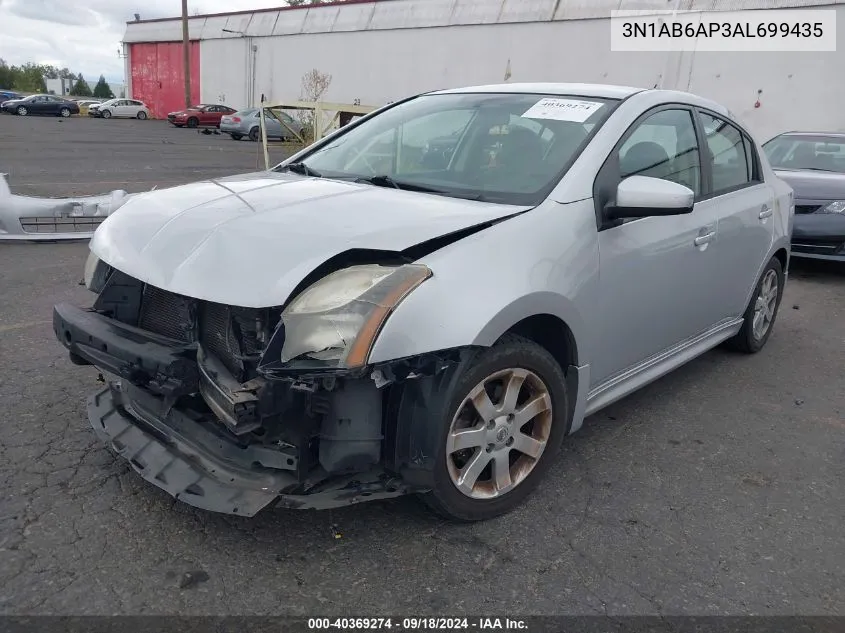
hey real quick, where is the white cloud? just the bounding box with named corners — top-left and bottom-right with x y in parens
top-left (0, 0), bottom-right (295, 83)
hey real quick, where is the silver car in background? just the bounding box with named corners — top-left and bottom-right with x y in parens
top-left (220, 108), bottom-right (303, 141)
top-left (54, 83), bottom-right (793, 522)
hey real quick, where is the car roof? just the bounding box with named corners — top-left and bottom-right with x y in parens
top-left (432, 82), bottom-right (643, 99)
top-left (428, 82), bottom-right (731, 116)
top-left (775, 131), bottom-right (845, 138)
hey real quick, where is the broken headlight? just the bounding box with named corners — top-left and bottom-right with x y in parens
top-left (83, 251), bottom-right (112, 294)
top-left (278, 264), bottom-right (432, 369)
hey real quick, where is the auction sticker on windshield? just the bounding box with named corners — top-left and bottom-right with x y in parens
top-left (522, 98), bottom-right (604, 123)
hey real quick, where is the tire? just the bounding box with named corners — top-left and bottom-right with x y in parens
top-left (187, 117), bottom-right (198, 128)
top-left (249, 127), bottom-right (261, 142)
top-left (420, 334), bottom-right (569, 522)
top-left (725, 256), bottom-right (784, 354)
top-left (16, 106), bottom-right (27, 116)
top-left (101, 109), bottom-right (112, 119)
top-left (137, 111), bottom-right (147, 120)
top-left (230, 133), bottom-right (243, 141)
top-left (59, 107), bottom-right (71, 117)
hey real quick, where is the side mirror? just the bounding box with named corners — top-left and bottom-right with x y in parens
top-left (605, 175), bottom-right (695, 220)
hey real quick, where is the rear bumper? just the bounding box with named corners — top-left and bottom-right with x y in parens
top-left (90, 382), bottom-right (298, 516)
top-left (791, 214), bottom-right (845, 260)
top-left (219, 123), bottom-right (247, 135)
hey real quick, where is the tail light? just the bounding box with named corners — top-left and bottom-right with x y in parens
top-left (232, 117), bottom-right (241, 123)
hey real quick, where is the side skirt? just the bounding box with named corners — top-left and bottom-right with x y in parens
top-left (584, 318), bottom-right (744, 418)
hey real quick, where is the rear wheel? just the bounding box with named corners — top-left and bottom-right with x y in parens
top-left (16, 106), bottom-right (27, 116)
top-left (137, 111), bottom-right (147, 120)
top-left (725, 256), bottom-right (784, 353)
top-left (187, 117), bottom-right (198, 128)
top-left (249, 126), bottom-right (261, 142)
top-left (59, 107), bottom-right (71, 117)
top-left (101, 109), bottom-right (112, 119)
top-left (421, 335), bottom-right (569, 522)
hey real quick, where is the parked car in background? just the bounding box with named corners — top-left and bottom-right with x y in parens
top-left (1, 94), bottom-right (79, 117)
top-left (763, 131), bottom-right (845, 262)
top-left (220, 108), bottom-right (304, 141)
top-left (91, 99), bottom-right (150, 120)
top-left (0, 90), bottom-right (22, 104)
top-left (167, 104), bottom-right (237, 128)
top-left (55, 83), bottom-right (793, 522)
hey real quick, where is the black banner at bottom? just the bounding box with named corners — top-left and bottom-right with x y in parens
top-left (0, 617), bottom-right (844, 633)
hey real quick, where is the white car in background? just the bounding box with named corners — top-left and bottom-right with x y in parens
top-left (94, 99), bottom-right (151, 120)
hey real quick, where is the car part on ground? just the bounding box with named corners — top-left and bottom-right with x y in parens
top-left (54, 83), bottom-right (793, 521)
top-left (763, 131), bottom-right (845, 261)
top-left (0, 173), bottom-right (131, 241)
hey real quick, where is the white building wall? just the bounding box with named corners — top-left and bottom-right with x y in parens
top-left (126, 0), bottom-right (845, 141)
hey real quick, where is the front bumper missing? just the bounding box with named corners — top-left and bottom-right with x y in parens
top-left (90, 382), bottom-right (297, 516)
top-left (90, 382), bottom-right (412, 515)
top-left (57, 302), bottom-right (414, 516)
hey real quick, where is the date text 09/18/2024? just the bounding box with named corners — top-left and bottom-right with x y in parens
top-left (308, 618), bottom-right (528, 631)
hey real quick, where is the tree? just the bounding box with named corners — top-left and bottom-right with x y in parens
top-left (93, 75), bottom-right (114, 99)
top-left (71, 74), bottom-right (92, 97)
top-left (0, 59), bottom-right (13, 89)
top-left (295, 68), bottom-right (332, 143)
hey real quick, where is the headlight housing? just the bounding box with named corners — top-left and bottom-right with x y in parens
top-left (820, 201), bottom-right (845, 214)
top-left (83, 251), bottom-right (112, 293)
top-left (268, 264), bottom-right (432, 370)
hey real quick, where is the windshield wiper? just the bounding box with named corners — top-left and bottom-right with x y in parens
top-left (353, 175), bottom-right (486, 200)
top-left (284, 162), bottom-right (322, 177)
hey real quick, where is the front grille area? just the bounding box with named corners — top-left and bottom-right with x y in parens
top-left (137, 285), bottom-right (196, 342)
top-left (133, 281), bottom-right (275, 381)
top-left (20, 216), bottom-right (106, 234)
top-left (795, 205), bottom-right (822, 215)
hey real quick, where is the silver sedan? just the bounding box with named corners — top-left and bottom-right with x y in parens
top-left (220, 108), bottom-right (303, 141)
top-left (55, 83), bottom-right (793, 521)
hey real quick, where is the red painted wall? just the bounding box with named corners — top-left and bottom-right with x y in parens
top-left (129, 42), bottom-right (201, 119)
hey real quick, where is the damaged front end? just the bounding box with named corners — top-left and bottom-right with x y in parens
top-left (54, 257), bottom-right (464, 516)
top-left (0, 173), bottom-right (131, 241)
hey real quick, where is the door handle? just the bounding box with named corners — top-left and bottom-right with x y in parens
top-left (694, 231), bottom-right (716, 247)
top-left (759, 205), bottom-right (773, 219)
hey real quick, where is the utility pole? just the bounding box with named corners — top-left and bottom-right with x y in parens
top-left (182, 0), bottom-right (191, 108)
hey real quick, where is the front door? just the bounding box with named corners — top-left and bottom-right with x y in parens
top-left (593, 107), bottom-right (723, 386)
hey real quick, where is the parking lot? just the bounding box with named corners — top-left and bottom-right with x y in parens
top-left (1, 113), bottom-right (844, 616)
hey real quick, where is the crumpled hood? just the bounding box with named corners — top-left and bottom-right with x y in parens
top-left (91, 171), bottom-right (528, 307)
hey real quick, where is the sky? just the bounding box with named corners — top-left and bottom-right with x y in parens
top-left (0, 0), bottom-right (293, 84)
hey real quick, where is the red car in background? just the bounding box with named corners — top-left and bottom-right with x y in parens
top-left (167, 104), bottom-right (237, 128)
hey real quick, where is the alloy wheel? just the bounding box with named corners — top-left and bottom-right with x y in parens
top-left (752, 269), bottom-right (779, 341)
top-left (446, 368), bottom-right (553, 499)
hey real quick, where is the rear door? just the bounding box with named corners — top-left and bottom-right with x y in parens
top-left (695, 109), bottom-right (775, 319)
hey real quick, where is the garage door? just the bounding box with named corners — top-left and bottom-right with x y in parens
top-left (129, 42), bottom-right (201, 120)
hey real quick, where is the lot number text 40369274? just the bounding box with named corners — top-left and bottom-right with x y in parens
top-left (307, 617), bottom-right (529, 630)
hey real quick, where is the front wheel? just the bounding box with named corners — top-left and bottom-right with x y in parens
top-left (16, 106), bottom-right (27, 116)
top-left (420, 335), bottom-right (569, 522)
top-left (725, 256), bottom-right (785, 353)
top-left (187, 117), bottom-right (198, 128)
top-left (59, 107), bottom-right (71, 117)
top-left (101, 109), bottom-right (112, 119)
top-left (137, 111), bottom-right (147, 120)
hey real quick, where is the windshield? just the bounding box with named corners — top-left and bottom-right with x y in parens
top-left (275, 92), bottom-right (617, 205)
top-left (763, 134), bottom-right (845, 173)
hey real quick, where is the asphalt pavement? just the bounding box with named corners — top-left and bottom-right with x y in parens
top-left (0, 113), bottom-right (844, 616)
